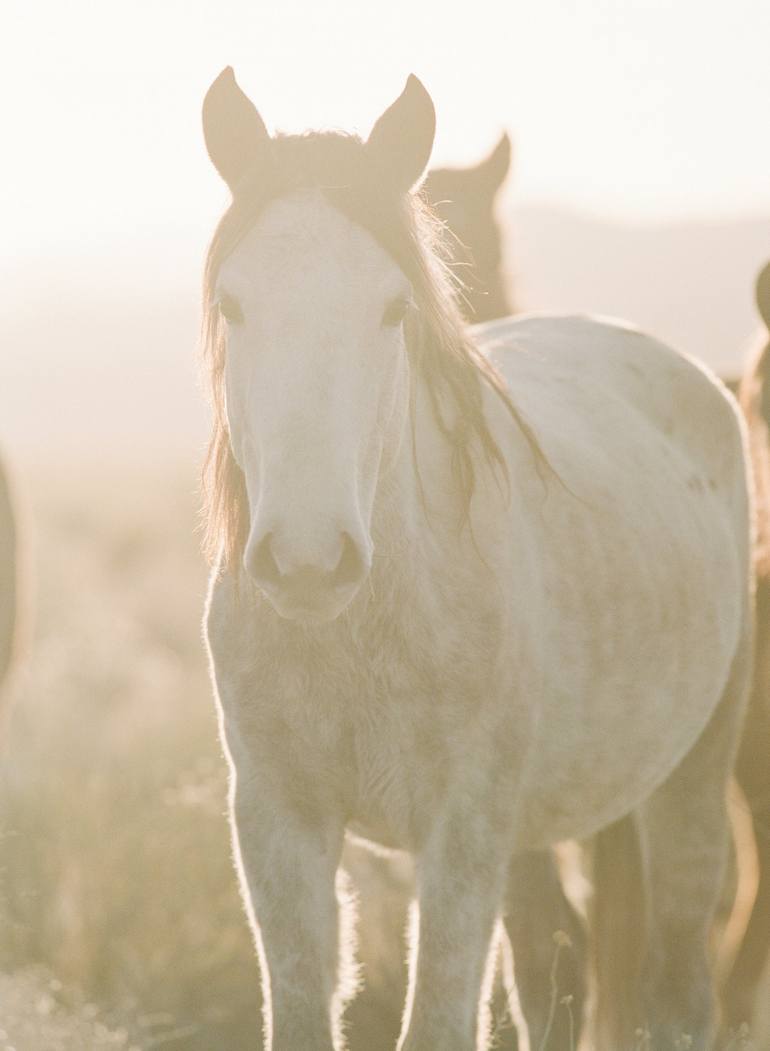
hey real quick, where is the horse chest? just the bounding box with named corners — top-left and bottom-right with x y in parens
top-left (271, 628), bottom-right (487, 846)
top-left (345, 686), bottom-right (451, 850)
top-left (274, 647), bottom-right (457, 847)
top-left (210, 567), bottom-right (512, 847)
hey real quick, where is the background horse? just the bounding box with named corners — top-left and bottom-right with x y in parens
top-left (201, 69), bottom-right (753, 1051)
top-left (423, 134), bottom-right (513, 322)
top-left (725, 262), bottom-right (770, 1031)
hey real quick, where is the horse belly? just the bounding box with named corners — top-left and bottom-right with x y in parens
top-left (514, 454), bottom-right (748, 848)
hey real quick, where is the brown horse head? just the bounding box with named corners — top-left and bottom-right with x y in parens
top-left (423, 133), bottom-right (513, 323)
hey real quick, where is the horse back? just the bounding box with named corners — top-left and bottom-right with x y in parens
top-left (472, 314), bottom-right (752, 841)
top-left (481, 312), bottom-right (749, 516)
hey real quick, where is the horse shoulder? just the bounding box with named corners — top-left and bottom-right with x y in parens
top-left (480, 313), bottom-right (747, 483)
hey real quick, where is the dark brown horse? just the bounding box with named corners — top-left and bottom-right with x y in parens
top-left (423, 134), bottom-right (514, 322)
top-left (725, 261), bottom-right (770, 1032)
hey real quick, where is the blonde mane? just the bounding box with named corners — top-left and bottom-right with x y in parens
top-left (200, 131), bottom-right (542, 568)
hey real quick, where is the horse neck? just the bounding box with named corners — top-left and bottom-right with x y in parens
top-left (370, 352), bottom-right (479, 585)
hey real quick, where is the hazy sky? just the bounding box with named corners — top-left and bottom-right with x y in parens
top-left (2, 0), bottom-right (769, 462)
top-left (3, 0), bottom-right (770, 282)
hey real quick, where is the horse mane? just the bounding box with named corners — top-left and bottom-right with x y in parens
top-left (200, 130), bottom-right (543, 569)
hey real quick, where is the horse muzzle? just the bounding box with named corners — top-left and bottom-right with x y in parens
top-left (244, 527), bottom-right (370, 622)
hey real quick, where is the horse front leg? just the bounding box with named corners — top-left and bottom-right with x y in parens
top-left (230, 762), bottom-right (349, 1051)
top-left (398, 818), bottom-right (509, 1051)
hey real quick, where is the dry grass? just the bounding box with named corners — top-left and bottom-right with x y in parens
top-left (0, 461), bottom-right (421, 1050)
top-left (0, 462), bottom-right (261, 1049)
top-left (1, 459), bottom-right (768, 1050)
top-left (0, 967), bottom-right (135, 1049)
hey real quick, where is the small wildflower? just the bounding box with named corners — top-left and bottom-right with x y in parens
top-left (734, 1022), bottom-right (752, 1049)
top-left (35, 993), bottom-right (55, 1016)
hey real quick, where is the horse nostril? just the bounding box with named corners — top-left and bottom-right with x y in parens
top-left (246, 528), bottom-right (368, 599)
top-left (248, 531), bottom-right (281, 587)
top-left (332, 533), bottom-right (365, 589)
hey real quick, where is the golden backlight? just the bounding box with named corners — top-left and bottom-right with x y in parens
top-left (2, 3), bottom-right (770, 1049)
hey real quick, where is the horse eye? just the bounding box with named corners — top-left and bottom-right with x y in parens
top-left (382, 296), bottom-right (410, 328)
top-left (219, 294), bottom-right (244, 324)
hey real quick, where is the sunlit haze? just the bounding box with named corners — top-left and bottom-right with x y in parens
top-left (3, 0), bottom-right (770, 459)
top-left (4, 0), bottom-right (770, 264)
top-left (3, 10), bottom-right (770, 1046)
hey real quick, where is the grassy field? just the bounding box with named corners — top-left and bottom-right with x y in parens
top-left (1, 459), bottom-right (768, 1050)
top-left (0, 461), bottom-right (431, 1051)
top-left (0, 462), bottom-right (263, 1048)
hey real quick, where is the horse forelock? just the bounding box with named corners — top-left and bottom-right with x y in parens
top-left (200, 131), bottom-right (538, 569)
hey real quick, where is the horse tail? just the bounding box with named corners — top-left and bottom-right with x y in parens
top-left (591, 814), bottom-right (647, 1051)
top-left (0, 456), bottom-right (19, 696)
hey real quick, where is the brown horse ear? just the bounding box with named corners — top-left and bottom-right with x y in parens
top-left (757, 261), bottom-right (770, 330)
top-left (366, 75), bottom-right (436, 192)
top-left (475, 132), bottom-right (512, 195)
top-left (202, 67), bottom-right (271, 194)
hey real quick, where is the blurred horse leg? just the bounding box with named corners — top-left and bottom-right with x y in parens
top-left (589, 627), bottom-right (751, 1051)
top-left (502, 849), bottom-right (586, 1051)
top-left (342, 844), bottom-right (412, 1051)
top-left (635, 642), bottom-right (750, 1051)
top-left (723, 579), bottom-right (770, 1030)
top-left (343, 844), bottom-right (584, 1051)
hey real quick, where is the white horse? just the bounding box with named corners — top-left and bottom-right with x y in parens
top-left (200, 69), bottom-right (753, 1051)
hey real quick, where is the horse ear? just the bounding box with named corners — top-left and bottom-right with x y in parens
top-left (202, 67), bottom-right (271, 194)
top-left (757, 262), bottom-right (770, 330)
top-left (476, 132), bottom-right (512, 195)
top-left (366, 75), bottom-right (436, 192)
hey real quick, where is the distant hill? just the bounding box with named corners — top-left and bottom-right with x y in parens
top-left (508, 205), bottom-right (770, 376)
top-left (2, 209), bottom-right (769, 463)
